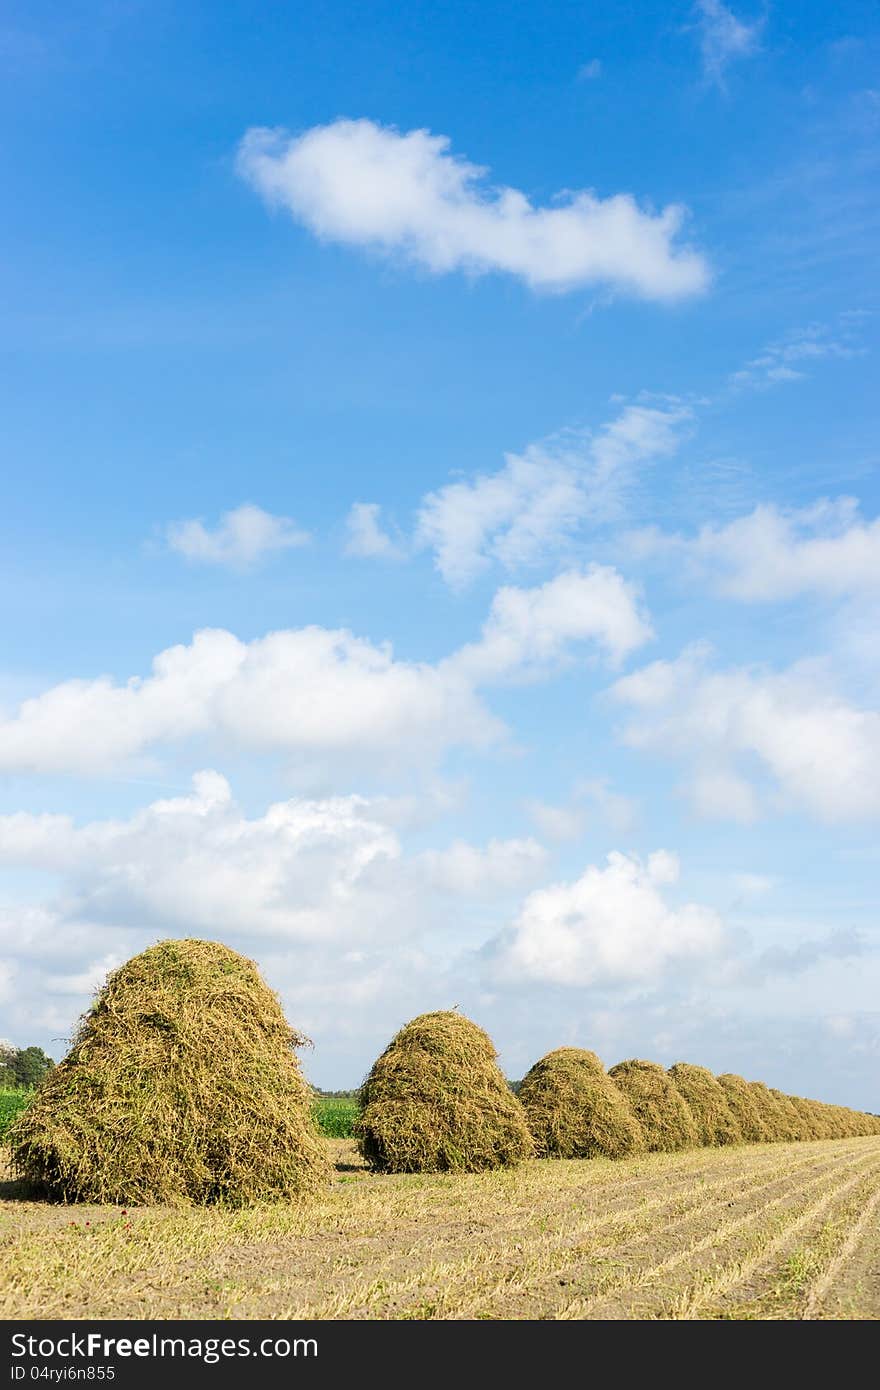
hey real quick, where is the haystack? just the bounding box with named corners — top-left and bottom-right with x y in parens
top-left (770, 1088), bottom-right (811, 1140)
top-left (519, 1048), bottom-right (644, 1159)
top-left (716, 1073), bottom-right (772, 1143)
top-left (355, 1011), bottom-right (534, 1172)
top-left (9, 939), bottom-right (329, 1205)
top-left (787, 1095), bottom-right (825, 1140)
top-left (607, 1059), bottom-right (699, 1152)
top-left (667, 1063), bottom-right (742, 1146)
top-left (746, 1082), bottom-right (792, 1141)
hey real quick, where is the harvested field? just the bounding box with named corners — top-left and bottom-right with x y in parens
top-left (1, 1136), bottom-right (878, 1320)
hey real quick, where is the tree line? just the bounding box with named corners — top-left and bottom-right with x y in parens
top-left (0, 1043), bottom-right (55, 1089)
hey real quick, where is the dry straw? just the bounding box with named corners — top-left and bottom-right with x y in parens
top-left (10, 939), bottom-right (329, 1205)
top-left (519, 1048), bottom-right (644, 1159)
top-left (745, 1081), bottom-right (789, 1140)
top-left (667, 1063), bottom-right (742, 1146)
top-left (770, 1087), bottom-right (812, 1140)
top-left (716, 1073), bottom-right (772, 1143)
top-left (356, 1011), bottom-right (534, 1172)
top-left (608, 1059), bottom-right (699, 1152)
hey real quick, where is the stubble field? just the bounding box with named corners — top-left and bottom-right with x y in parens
top-left (1, 1135), bottom-right (878, 1320)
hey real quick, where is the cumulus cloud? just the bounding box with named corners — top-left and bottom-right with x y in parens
top-left (693, 1), bottom-right (762, 87)
top-left (237, 119), bottom-right (709, 300)
top-left (611, 645), bottom-right (880, 822)
top-left (450, 566), bottom-right (653, 680)
top-left (0, 773), bottom-right (403, 943)
top-left (490, 849), bottom-right (723, 986)
top-left (0, 777), bottom-right (560, 1055)
top-left (165, 503), bottom-right (310, 569)
top-left (344, 503), bottom-right (405, 560)
top-left (629, 498), bottom-right (880, 602)
top-left (0, 571), bottom-right (650, 777)
top-left (414, 402), bottom-right (692, 587)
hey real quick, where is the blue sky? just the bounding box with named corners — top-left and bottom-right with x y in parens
top-left (1, 1), bottom-right (878, 1103)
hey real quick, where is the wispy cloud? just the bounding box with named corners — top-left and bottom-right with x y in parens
top-left (577, 59), bottom-right (602, 81)
top-left (165, 503), bottom-right (311, 570)
top-left (344, 502), bottom-right (406, 560)
top-left (344, 400), bottom-right (689, 589)
top-left (237, 118), bottom-right (710, 301)
top-left (730, 319), bottom-right (865, 390)
top-left (693, 1), bottom-right (763, 88)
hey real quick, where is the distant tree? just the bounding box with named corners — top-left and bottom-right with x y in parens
top-left (13, 1047), bottom-right (54, 1088)
top-left (0, 1040), bottom-right (17, 1089)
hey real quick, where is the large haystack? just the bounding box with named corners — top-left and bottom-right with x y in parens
top-left (356, 1011), bottom-right (534, 1172)
top-left (608, 1059), bottom-right (699, 1152)
top-left (770, 1088), bottom-right (811, 1140)
top-left (787, 1095), bottom-right (825, 1140)
top-left (10, 939), bottom-right (329, 1205)
top-left (716, 1073), bottom-right (772, 1143)
top-left (747, 1081), bottom-right (793, 1141)
top-left (519, 1048), bottom-right (644, 1160)
top-left (667, 1063), bottom-right (742, 1146)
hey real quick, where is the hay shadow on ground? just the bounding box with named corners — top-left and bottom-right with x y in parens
top-left (0, 1174), bottom-right (41, 1202)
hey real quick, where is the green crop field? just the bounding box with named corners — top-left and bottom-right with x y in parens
top-left (0, 1092), bottom-right (29, 1140)
top-left (312, 1096), bottom-right (359, 1137)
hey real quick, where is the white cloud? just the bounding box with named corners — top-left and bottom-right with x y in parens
top-left (237, 119), bottom-right (709, 300)
top-left (165, 503), bottom-right (310, 569)
top-left (611, 645), bottom-right (880, 822)
top-left (450, 566), bottom-right (653, 680)
top-left (0, 629), bottom-right (495, 777)
top-left (694, 1), bottom-right (762, 87)
top-left (0, 569), bottom-right (649, 776)
top-left (45, 953), bottom-right (122, 996)
top-left (344, 502), bottom-right (405, 559)
top-left (577, 59), bottom-right (602, 80)
top-left (0, 774), bottom-right (402, 943)
top-left (416, 837), bottom-right (548, 896)
top-left (491, 849), bottom-right (723, 986)
top-left (415, 402), bottom-right (692, 587)
top-left (629, 498), bottom-right (880, 602)
top-left (0, 774), bottom-right (551, 968)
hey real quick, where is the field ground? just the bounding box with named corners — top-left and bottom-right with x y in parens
top-left (1, 1135), bottom-right (878, 1319)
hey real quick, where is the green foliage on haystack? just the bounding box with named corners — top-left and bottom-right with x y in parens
top-left (9, 939), bottom-right (329, 1205)
top-left (519, 1048), bottom-right (644, 1159)
top-left (356, 1011), bottom-right (534, 1173)
top-left (607, 1059), bottom-right (699, 1152)
top-left (667, 1063), bottom-right (742, 1146)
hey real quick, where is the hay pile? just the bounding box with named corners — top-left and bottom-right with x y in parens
top-left (355, 1011), bottom-right (534, 1172)
top-left (747, 1081), bottom-right (793, 1141)
top-left (716, 1073), bottom-right (772, 1143)
top-left (9, 939), bottom-right (329, 1205)
top-left (770, 1087), bottom-right (811, 1140)
top-left (519, 1048), bottom-right (644, 1159)
top-left (788, 1095), bottom-right (825, 1139)
top-left (667, 1063), bottom-right (742, 1146)
top-left (608, 1059), bottom-right (699, 1152)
